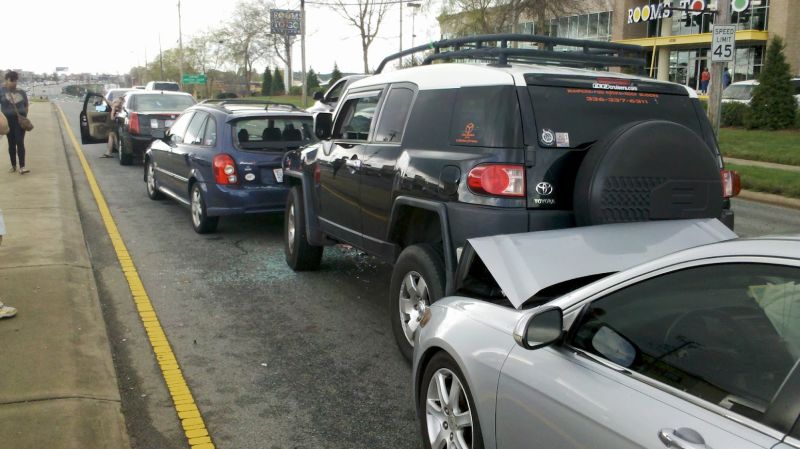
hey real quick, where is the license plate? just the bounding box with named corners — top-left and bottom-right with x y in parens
top-left (165, 120), bottom-right (174, 128)
top-left (273, 168), bottom-right (284, 183)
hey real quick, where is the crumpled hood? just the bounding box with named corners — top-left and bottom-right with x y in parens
top-left (467, 219), bottom-right (737, 309)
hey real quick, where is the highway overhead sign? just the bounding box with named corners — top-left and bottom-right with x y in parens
top-left (182, 74), bottom-right (207, 84)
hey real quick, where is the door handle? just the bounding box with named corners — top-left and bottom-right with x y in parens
top-left (658, 428), bottom-right (710, 449)
top-left (345, 158), bottom-right (362, 170)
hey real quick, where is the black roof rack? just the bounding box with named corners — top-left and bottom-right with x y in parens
top-left (202, 99), bottom-right (303, 112)
top-left (375, 34), bottom-right (646, 74)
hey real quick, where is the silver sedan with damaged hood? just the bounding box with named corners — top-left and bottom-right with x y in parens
top-left (412, 219), bottom-right (800, 449)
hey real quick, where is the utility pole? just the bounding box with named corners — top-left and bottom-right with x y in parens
top-left (399, 1), bottom-right (403, 55)
top-left (708, 0), bottom-right (731, 136)
top-left (159, 34), bottom-right (164, 80)
top-left (178, 0), bottom-right (185, 88)
top-left (301, 0), bottom-right (307, 107)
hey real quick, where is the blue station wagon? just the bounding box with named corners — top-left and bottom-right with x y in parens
top-left (144, 100), bottom-right (317, 233)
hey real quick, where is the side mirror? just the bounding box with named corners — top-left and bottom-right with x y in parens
top-left (313, 91), bottom-right (324, 101)
top-left (514, 306), bottom-right (563, 350)
top-left (315, 112), bottom-right (333, 140)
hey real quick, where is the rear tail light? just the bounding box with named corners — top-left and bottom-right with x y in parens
top-left (213, 154), bottom-right (238, 185)
top-left (467, 164), bottom-right (525, 197)
top-left (721, 169), bottom-right (741, 198)
top-left (129, 112), bottom-right (140, 135)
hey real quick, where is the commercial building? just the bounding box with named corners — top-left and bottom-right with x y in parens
top-left (439, 0), bottom-right (799, 90)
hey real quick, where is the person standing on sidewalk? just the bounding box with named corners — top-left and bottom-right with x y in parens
top-left (700, 67), bottom-right (711, 94)
top-left (0, 71), bottom-right (30, 174)
top-left (0, 208), bottom-right (16, 319)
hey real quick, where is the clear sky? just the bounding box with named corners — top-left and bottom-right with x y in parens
top-left (5, 0), bottom-right (442, 76)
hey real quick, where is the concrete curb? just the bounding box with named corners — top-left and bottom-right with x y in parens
top-left (726, 157), bottom-right (800, 173)
top-left (739, 189), bottom-right (800, 211)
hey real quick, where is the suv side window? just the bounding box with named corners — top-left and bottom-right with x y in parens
top-left (374, 87), bottom-right (414, 143)
top-left (569, 263), bottom-right (800, 426)
top-left (332, 91), bottom-right (381, 141)
top-left (184, 112), bottom-right (208, 145)
top-left (169, 111), bottom-right (195, 143)
top-left (202, 116), bottom-right (217, 147)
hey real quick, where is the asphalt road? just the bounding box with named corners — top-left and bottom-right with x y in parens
top-left (55, 97), bottom-right (420, 449)
top-left (53, 97), bottom-right (800, 449)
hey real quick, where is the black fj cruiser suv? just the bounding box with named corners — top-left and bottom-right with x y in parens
top-left (282, 34), bottom-right (738, 360)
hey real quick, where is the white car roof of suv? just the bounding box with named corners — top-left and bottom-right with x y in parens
top-left (350, 62), bottom-right (698, 98)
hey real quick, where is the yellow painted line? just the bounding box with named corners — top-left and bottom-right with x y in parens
top-left (55, 105), bottom-right (215, 449)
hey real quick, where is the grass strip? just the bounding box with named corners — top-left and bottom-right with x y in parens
top-left (727, 163), bottom-right (800, 199)
top-left (719, 128), bottom-right (800, 167)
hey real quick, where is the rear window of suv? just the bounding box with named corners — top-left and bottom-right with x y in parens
top-left (527, 75), bottom-right (702, 150)
top-left (133, 94), bottom-right (196, 111)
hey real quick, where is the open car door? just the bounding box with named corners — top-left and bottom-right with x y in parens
top-left (80, 92), bottom-right (112, 144)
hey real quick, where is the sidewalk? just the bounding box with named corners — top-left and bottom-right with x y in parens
top-left (726, 156), bottom-right (800, 173)
top-left (0, 103), bottom-right (130, 449)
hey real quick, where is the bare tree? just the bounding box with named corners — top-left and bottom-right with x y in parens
top-left (221, 0), bottom-right (275, 94)
top-left (440, 0), bottom-right (586, 38)
top-left (330, 0), bottom-right (391, 73)
top-left (187, 29), bottom-right (228, 97)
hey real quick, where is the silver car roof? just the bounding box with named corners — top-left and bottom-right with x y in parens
top-left (468, 219), bottom-right (737, 309)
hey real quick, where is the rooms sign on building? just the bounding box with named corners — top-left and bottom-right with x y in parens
top-left (628, 0), bottom-right (751, 24)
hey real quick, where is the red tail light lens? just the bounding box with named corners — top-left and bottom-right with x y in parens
top-left (213, 154), bottom-right (238, 185)
top-left (721, 169), bottom-right (741, 198)
top-left (129, 112), bottom-right (140, 135)
top-left (467, 164), bottom-right (525, 197)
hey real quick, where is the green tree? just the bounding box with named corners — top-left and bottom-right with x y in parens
top-left (306, 67), bottom-right (320, 92)
top-left (262, 66), bottom-right (273, 96)
top-left (748, 36), bottom-right (797, 130)
top-left (330, 63), bottom-right (343, 85)
top-left (272, 68), bottom-right (285, 95)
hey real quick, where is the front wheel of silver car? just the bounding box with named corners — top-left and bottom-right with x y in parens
top-left (390, 244), bottom-right (445, 362)
top-left (419, 352), bottom-right (483, 449)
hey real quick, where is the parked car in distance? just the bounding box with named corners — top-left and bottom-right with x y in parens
top-left (413, 220), bottom-right (800, 449)
top-left (284, 34), bottom-right (740, 360)
top-left (722, 78), bottom-right (800, 105)
top-left (104, 88), bottom-right (133, 103)
top-left (80, 90), bottom-right (196, 165)
top-left (145, 81), bottom-right (181, 92)
top-left (144, 100), bottom-right (317, 233)
top-left (307, 74), bottom-right (367, 113)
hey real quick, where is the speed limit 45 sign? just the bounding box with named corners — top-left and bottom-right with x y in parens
top-left (711, 25), bottom-right (737, 62)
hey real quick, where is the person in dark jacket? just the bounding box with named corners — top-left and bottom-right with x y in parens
top-left (0, 71), bottom-right (30, 174)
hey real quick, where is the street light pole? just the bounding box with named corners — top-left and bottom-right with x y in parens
top-left (399, 1), bottom-right (403, 55)
top-left (178, 0), bottom-right (185, 88)
top-left (301, 0), bottom-right (307, 107)
top-left (408, 2), bottom-right (420, 48)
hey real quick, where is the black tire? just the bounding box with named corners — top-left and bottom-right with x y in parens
top-left (390, 244), bottom-right (445, 362)
top-left (190, 183), bottom-right (219, 234)
top-left (145, 158), bottom-right (164, 200)
top-left (418, 352), bottom-right (484, 449)
top-left (284, 186), bottom-right (323, 271)
top-left (118, 127), bottom-right (134, 166)
top-left (573, 120), bottom-right (722, 226)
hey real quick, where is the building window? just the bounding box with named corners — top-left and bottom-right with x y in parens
top-left (546, 11), bottom-right (612, 42)
top-left (669, 0), bottom-right (769, 36)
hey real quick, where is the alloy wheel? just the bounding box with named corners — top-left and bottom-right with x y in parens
top-left (191, 188), bottom-right (202, 227)
top-left (287, 203), bottom-right (296, 253)
top-left (398, 271), bottom-right (429, 345)
top-left (146, 163), bottom-right (156, 195)
top-left (425, 368), bottom-right (474, 449)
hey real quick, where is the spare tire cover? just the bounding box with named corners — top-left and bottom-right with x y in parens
top-left (573, 120), bottom-right (722, 226)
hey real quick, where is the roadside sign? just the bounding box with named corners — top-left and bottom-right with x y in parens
top-left (271, 9), bottom-right (302, 35)
top-left (182, 73), bottom-right (207, 84)
top-left (711, 25), bottom-right (736, 62)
